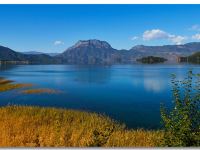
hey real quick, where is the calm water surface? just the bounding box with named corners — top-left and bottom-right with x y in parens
top-left (0, 64), bottom-right (199, 129)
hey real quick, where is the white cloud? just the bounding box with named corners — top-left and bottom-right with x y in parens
top-left (189, 24), bottom-right (200, 31)
top-left (131, 36), bottom-right (139, 41)
top-left (192, 33), bottom-right (200, 40)
top-left (143, 29), bottom-right (169, 40)
top-left (169, 35), bottom-right (187, 45)
top-left (54, 40), bottom-right (64, 45)
top-left (142, 29), bottom-right (186, 45)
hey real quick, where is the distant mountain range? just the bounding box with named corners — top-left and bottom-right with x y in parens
top-left (1, 39), bottom-right (200, 64)
top-left (0, 46), bottom-right (57, 64)
top-left (22, 51), bottom-right (60, 57)
top-left (57, 40), bottom-right (200, 64)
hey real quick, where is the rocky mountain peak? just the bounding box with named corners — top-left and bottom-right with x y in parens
top-left (131, 45), bottom-right (146, 50)
top-left (68, 39), bottom-right (112, 50)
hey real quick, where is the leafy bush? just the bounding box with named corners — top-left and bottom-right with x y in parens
top-left (161, 70), bottom-right (200, 146)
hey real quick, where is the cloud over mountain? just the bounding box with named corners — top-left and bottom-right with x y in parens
top-left (192, 34), bottom-right (200, 40)
top-left (143, 29), bottom-right (169, 40)
top-left (142, 29), bottom-right (186, 45)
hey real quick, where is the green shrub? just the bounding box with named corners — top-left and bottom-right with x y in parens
top-left (161, 70), bottom-right (200, 146)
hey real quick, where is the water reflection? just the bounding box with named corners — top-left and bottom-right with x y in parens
top-left (72, 65), bottom-right (112, 84)
top-left (143, 78), bottom-right (165, 93)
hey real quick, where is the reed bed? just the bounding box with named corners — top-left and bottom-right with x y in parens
top-left (0, 83), bottom-right (33, 92)
top-left (0, 106), bottom-right (163, 147)
top-left (20, 88), bottom-right (62, 94)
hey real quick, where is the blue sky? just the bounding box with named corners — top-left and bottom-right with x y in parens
top-left (0, 4), bottom-right (200, 53)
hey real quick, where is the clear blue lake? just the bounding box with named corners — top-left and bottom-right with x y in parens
top-left (0, 64), bottom-right (199, 129)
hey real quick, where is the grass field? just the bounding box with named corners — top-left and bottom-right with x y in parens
top-left (0, 106), bottom-right (163, 147)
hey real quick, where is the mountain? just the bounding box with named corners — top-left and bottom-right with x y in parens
top-left (22, 51), bottom-right (44, 55)
top-left (22, 51), bottom-right (60, 57)
top-left (129, 42), bottom-right (200, 63)
top-left (23, 54), bottom-right (59, 64)
top-left (130, 42), bottom-right (200, 53)
top-left (1, 40), bottom-right (200, 64)
top-left (0, 46), bottom-right (58, 64)
top-left (59, 40), bottom-right (200, 64)
top-left (47, 53), bottom-right (60, 57)
top-left (0, 45), bottom-right (26, 61)
top-left (58, 39), bottom-right (122, 64)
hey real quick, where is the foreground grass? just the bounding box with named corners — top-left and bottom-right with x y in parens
top-left (0, 106), bottom-right (163, 147)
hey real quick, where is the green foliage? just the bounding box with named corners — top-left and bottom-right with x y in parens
top-left (188, 52), bottom-right (200, 64)
top-left (180, 51), bottom-right (200, 64)
top-left (137, 56), bottom-right (167, 64)
top-left (161, 70), bottom-right (200, 146)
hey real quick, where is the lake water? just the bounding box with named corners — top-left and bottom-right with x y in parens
top-left (0, 64), bottom-right (199, 129)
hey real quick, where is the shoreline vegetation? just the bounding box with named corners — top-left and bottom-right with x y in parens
top-left (0, 77), bottom-right (61, 94)
top-left (0, 72), bottom-right (199, 147)
top-left (0, 106), bottom-right (163, 147)
top-left (179, 51), bottom-right (200, 64)
top-left (136, 56), bottom-right (167, 64)
top-left (20, 88), bottom-right (62, 94)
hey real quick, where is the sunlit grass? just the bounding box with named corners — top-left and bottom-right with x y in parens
top-left (20, 88), bottom-right (62, 94)
top-left (0, 78), bottom-right (14, 85)
top-left (0, 106), bottom-right (163, 147)
top-left (0, 83), bottom-right (33, 92)
top-left (105, 129), bottom-right (163, 147)
top-left (0, 77), bottom-right (33, 92)
top-left (0, 77), bottom-right (61, 94)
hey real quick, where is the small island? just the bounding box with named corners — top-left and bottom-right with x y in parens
top-left (136, 56), bottom-right (167, 64)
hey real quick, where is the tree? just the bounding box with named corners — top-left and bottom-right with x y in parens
top-left (161, 70), bottom-right (200, 146)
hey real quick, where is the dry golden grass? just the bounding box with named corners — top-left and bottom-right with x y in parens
top-left (105, 129), bottom-right (163, 147)
top-left (0, 77), bottom-right (33, 92)
top-left (20, 88), bottom-right (62, 94)
top-left (0, 106), bottom-right (163, 147)
top-left (0, 83), bottom-right (33, 92)
top-left (0, 78), bottom-right (14, 85)
top-left (0, 77), bottom-right (60, 95)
